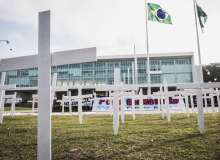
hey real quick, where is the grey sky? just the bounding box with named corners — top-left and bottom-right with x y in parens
top-left (0, 0), bottom-right (219, 65)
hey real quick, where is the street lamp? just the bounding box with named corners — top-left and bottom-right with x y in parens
top-left (0, 40), bottom-right (10, 45)
top-left (214, 78), bottom-right (217, 82)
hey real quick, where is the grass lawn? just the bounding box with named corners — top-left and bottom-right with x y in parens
top-left (0, 113), bottom-right (220, 159)
top-left (4, 106), bottom-right (33, 111)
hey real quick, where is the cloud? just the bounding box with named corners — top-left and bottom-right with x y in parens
top-left (0, 0), bottom-right (219, 64)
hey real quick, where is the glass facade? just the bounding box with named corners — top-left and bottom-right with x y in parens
top-left (3, 57), bottom-right (193, 87)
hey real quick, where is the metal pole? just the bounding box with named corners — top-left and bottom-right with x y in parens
top-left (145, 0), bottom-right (151, 94)
top-left (134, 45), bottom-right (138, 84)
top-left (128, 68), bottom-right (130, 85)
top-left (193, 0), bottom-right (203, 82)
top-left (132, 62), bottom-right (134, 84)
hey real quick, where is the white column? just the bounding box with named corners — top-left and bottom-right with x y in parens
top-left (94, 93), bottom-right (97, 114)
top-left (195, 66), bottom-right (204, 134)
top-left (123, 73), bottom-right (125, 85)
top-left (160, 86), bottom-right (164, 119)
top-left (127, 68), bottom-right (130, 85)
top-left (132, 62), bottom-right (134, 85)
top-left (179, 94), bottom-right (183, 113)
top-left (140, 98), bottom-right (144, 116)
top-left (78, 86), bottom-right (83, 124)
top-left (164, 81), bottom-right (170, 123)
top-left (216, 88), bottom-right (220, 112)
top-left (190, 95), bottom-right (195, 113)
top-left (113, 68), bottom-right (120, 135)
top-left (185, 95), bottom-right (189, 117)
top-left (51, 73), bottom-right (57, 112)
top-left (121, 95), bottom-right (125, 123)
top-left (132, 97), bottom-right (135, 120)
top-left (37, 10), bottom-right (51, 160)
top-left (0, 90), bottom-right (5, 123)
top-left (0, 73), bottom-right (6, 123)
top-left (204, 94), bottom-right (208, 113)
top-left (78, 99), bottom-right (83, 124)
top-left (68, 91), bottom-right (72, 116)
top-left (110, 99), bottom-right (112, 116)
top-left (161, 97), bottom-right (164, 119)
top-left (11, 92), bottom-right (17, 117)
top-left (134, 45), bottom-right (138, 85)
top-left (139, 88), bottom-right (144, 116)
top-left (157, 97), bottom-right (160, 114)
top-left (62, 95), bottom-right (65, 115)
top-left (210, 95), bottom-right (215, 116)
top-left (32, 98), bottom-right (35, 115)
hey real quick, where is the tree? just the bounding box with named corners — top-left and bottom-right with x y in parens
top-left (202, 63), bottom-right (220, 82)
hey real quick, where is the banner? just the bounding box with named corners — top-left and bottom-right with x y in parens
top-left (92, 97), bottom-right (185, 111)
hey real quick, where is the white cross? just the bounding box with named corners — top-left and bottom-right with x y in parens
top-left (5, 92), bottom-right (22, 117)
top-left (204, 94), bottom-right (217, 116)
top-left (56, 94), bottom-right (67, 115)
top-left (119, 91), bottom-right (135, 123)
top-left (90, 93), bottom-right (98, 114)
top-left (28, 94), bottom-right (38, 115)
top-left (51, 73), bottom-right (68, 112)
top-left (96, 68), bottom-right (139, 135)
top-left (159, 85), bottom-right (165, 119)
top-left (177, 66), bottom-right (220, 134)
top-left (0, 72), bottom-right (16, 123)
top-left (184, 88), bottom-right (215, 114)
top-left (215, 88), bottom-right (220, 112)
top-left (66, 86), bottom-right (92, 124)
top-left (153, 81), bottom-right (182, 123)
top-left (28, 94), bottom-right (57, 115)
top-left (173, 93), bottom-right (189, 117)
top-left (109, 91), bottom-right (113, 116)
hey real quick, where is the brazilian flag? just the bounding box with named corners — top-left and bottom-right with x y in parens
top-left (196, 4), bottom-right (208, 28)
top-left (148, 3), bottom-right (172, 25)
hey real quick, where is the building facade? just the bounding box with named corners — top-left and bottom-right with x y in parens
top-left (3, 54), bottom-right (193, 88)
top-left (0, 48), bottom-right (195, 98)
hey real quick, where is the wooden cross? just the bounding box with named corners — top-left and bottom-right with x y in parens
top-left (5, 92), bottom-right (22, 117)
top-left (153, 81), bottom-right (181, 123)
top-left (119, 91), bottom-right (135, 123)
top-left (28, 94), bottom-right (38, 115)
top-left (0, 72), bottom-right (16, 123)
top-left (66, 86), bottom-right (92, 124)
top-left (90, 93), bottom-right (98, 114)
top-left (56, 94), bottom-right (68, 115)
top-left (177, 66), bottom-right (220, 134)
top-left (173, 93), bottom-right (189, 117)
top-left (183, 88), bottom-right (215, 114)
top-left (96, 68), bottom-right (139, 135)
top-left (51, 73), bottom-right (68, 112)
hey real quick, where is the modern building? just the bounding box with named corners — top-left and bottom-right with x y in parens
top-left (0, 47), bottom-right (195, 99)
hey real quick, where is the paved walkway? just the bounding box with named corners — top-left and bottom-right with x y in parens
top-left (3, 108), bottom-right (220, 116)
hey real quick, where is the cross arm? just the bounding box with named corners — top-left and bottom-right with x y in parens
top-left (66, 94), bottom-right (93, 100)
top-left (177, 82), bottom-right (220, 89)
top-left (0, 84), bottom-right (16, 90)
top-left (96, 85), bottom-right (139, 91)
top-left (51, 86), bottom-right (68, 92)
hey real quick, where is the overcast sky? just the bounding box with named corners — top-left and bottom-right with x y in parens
top-left (0, 0), bottom-right (219, 65)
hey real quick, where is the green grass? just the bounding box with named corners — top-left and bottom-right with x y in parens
top-left (4, 106), bottom-right (33, 111)
top-left (0, 113), bottom-right (220, 159)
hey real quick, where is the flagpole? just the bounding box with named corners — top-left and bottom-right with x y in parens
top-left (193, 0), bottom-right (203, 82)
top-left (145, 0), bottom-right (151, 94)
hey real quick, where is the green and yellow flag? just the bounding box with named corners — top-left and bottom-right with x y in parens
top-left (148, 3), bottom-right (172, 25)
top-left (196, 3), bottom-right (208, 28)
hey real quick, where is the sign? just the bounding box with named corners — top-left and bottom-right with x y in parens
top-left (92, 97), bottom-right (185, 111)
